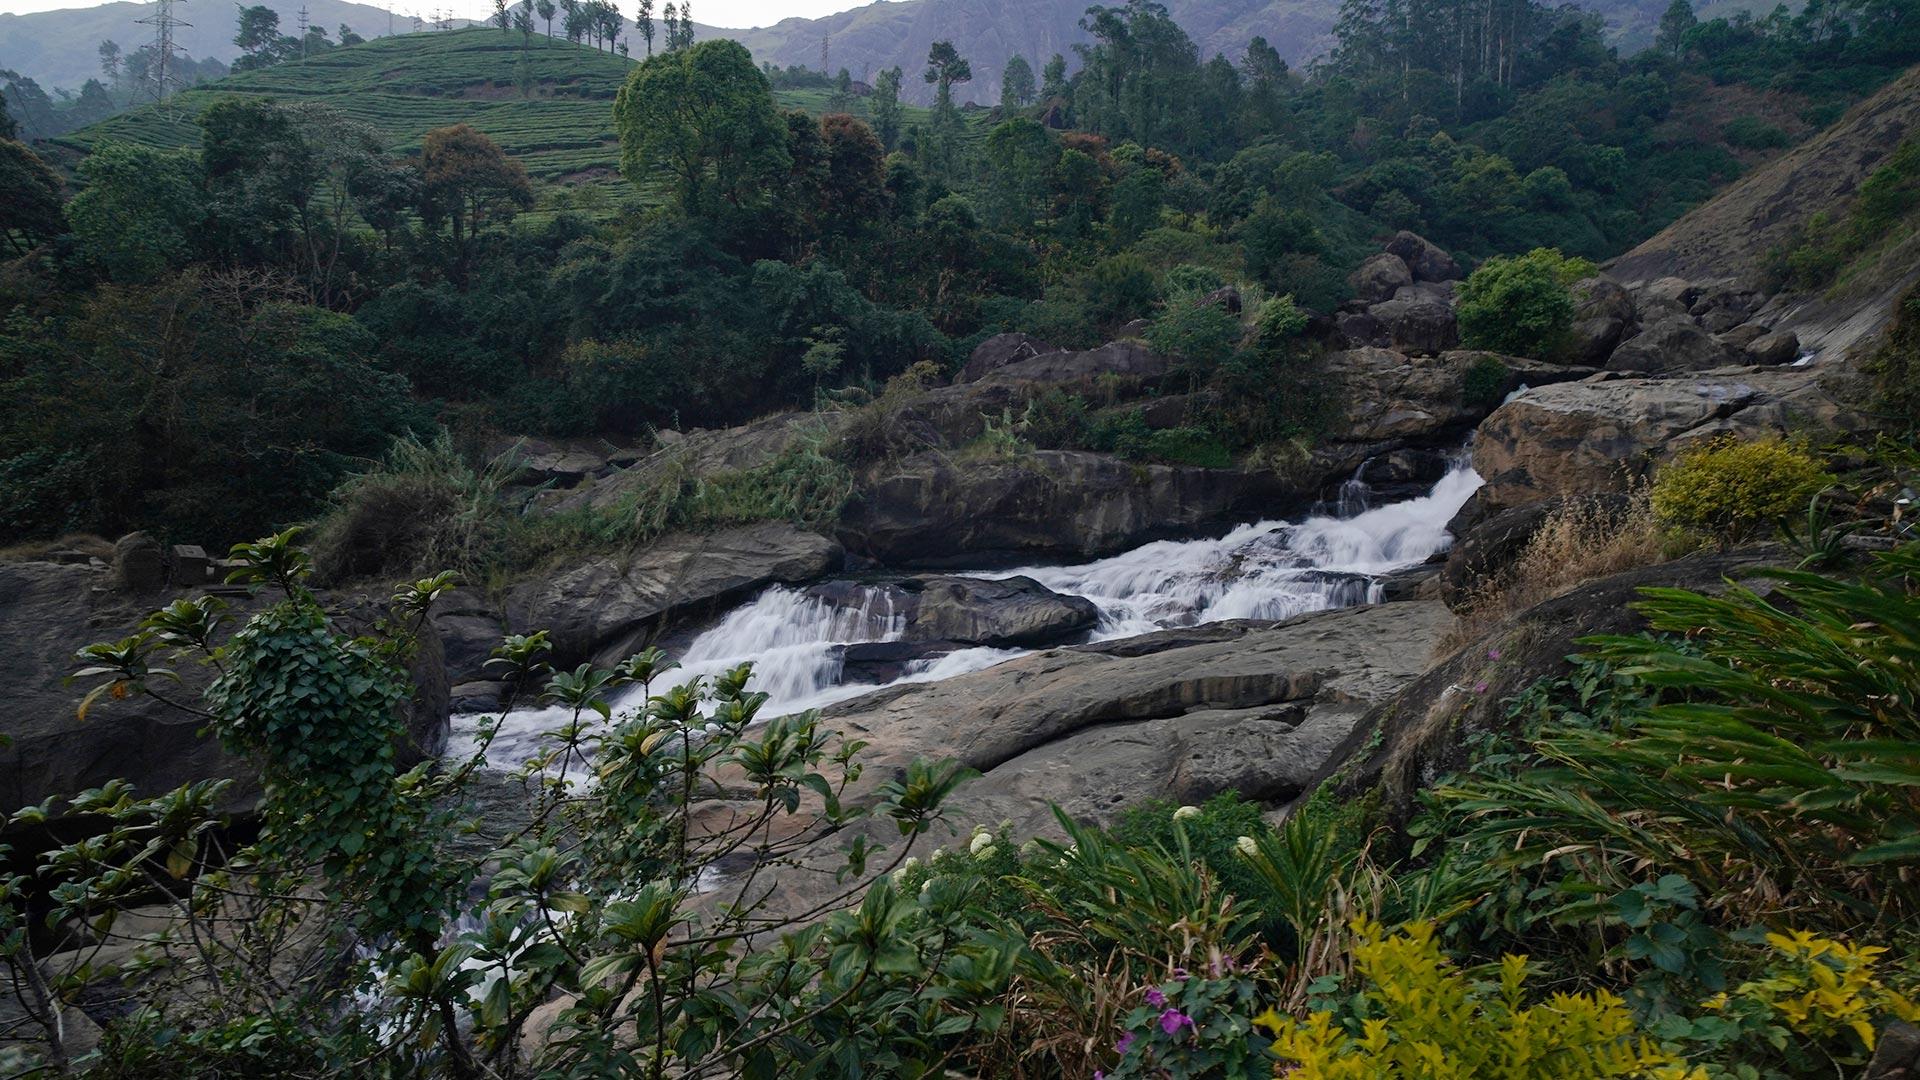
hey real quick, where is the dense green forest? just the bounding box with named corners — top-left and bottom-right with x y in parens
top-left (1, 0), bottom-right (1912, 547)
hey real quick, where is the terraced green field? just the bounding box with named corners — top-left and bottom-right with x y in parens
top-left (51, 27), bottom-right (960, 187)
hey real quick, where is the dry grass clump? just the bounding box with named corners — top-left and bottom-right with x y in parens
top-left (0, 533), bottom-right (116, 563)
top-left (1439, 490), bottom-right (1683, 655)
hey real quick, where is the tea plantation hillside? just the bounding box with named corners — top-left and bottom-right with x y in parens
top-left (49, 26), bottom-right (954, 186)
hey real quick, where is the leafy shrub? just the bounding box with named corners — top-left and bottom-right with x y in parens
top-left (311, 430), bottom-right (510, 584)
top-left (1019, 388), bottom-right (1093, 449)
top-left (1259, 921), bottom-right (1697, 1079)
top-left (1455, 248), bottom-right (1593, 359)
top-left (1085, 253), bottom-right (1161, 325)
top-left (1689, 931), bottom-right (1920, 1074)
top-left (1649, 438), bottom-right (1831, 547)
top-left (1723, 116), bottom-right (1791, 150)
top-left (1147, 293), bottom-right (1244, 384)
top-left (1440, 541), bottom-right (1920, 931)
top-left (1462, 354), bottom-right (1511, 409)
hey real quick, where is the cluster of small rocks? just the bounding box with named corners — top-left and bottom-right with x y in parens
top-left (1573, 274), bottom-right (1801, 373)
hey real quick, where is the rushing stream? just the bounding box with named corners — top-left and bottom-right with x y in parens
top-left (449, 455), bottom-right (1485, 771)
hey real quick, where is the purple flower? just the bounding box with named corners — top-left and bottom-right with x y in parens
top-left (1487, 648), bottom-right (1502, 660)
top-left (1159, 1008), bottom-right (1194, 1035)
top-left (1172, 967), bottom-right (1189, 980)
top-left (1144, 987), bottom-right (1166, 1008)
top-left (1095, 1073), bottom-right (1105, 1080)
top-left (1115, 1031), bottom-right (1136, 1055)
top-left (1474, 681), bottom-right (1489, 693)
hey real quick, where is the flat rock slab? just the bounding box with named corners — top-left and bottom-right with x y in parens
top-left (506, 522), bottom-right (843, 666)
top-left (735, 601), bottom-right (1449, 914)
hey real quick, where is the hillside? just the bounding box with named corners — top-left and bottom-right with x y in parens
top-left (0, 0), bottom-right (397, 92)
top-left (47, 27), bottom-right (950, 186)
top-left (1610, 62), bottom-right (1920, 357)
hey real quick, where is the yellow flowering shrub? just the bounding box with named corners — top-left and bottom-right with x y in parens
top-left (1648, 437), bottom-right (1831, 547)
top-left (1704, 930), bottom-right (1920, 1054)
top-left (1258, 922), bottom-right (1705, 1080)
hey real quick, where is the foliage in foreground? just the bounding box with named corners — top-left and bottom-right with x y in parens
top-left (11, 530), bottom-right (1920, 1077)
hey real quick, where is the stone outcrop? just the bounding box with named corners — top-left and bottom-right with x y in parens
top-left (1385, 231), bottom-right (1461, 283)
top-left (837, 450), bottom-right (1289, 565)
top-left (1604, 316), bottom-right (1742, 373)
top-left (1470, 368), bottom-right (1855, 517)
top-left (1745, 330), bottom-right (1801, 366)
top-left (1348, 252), bottom-right (1413, 302)
top-left (1323, 349), bottom-right (1586, 446)
top-left (1439, 494), bottom-right (1630, 610)
top-left (505, 523), bottom-right (844, 666)
top-left (807, 573), bottom-right (1098, 654)
top-left (1368, 290), bottom-right (1458, 355)
top-left (1318, 548), bottom-right (1789, 827)
top-left (975, 339), bottom-right (1170, 385)
top-left (956, 332), bottom-right (1058, 383)
top-left (744, 602), bottom-right (1449, 914)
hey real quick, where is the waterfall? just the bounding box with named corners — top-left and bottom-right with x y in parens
top-left (1001, 454), bottom-right (1481, 639)
top-left (450, 455), bottom-right (1484, 771)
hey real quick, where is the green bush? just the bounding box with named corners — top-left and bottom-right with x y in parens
top-left (1723, 116), bottom-right (1791, 150)
top-left (1462, 354), bottom-right (1511, 409)
top-left (1863, 284), bottom-right (1920, 425)
top-left (1455, 248), bottom-right (1593, 359)
top-left (1649, 437), bottom-right (1832, 547)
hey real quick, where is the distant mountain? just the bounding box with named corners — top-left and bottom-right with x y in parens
top-left (689, 0), bottom-right (1785, 107)
top-left (689, 0), bottom-right (1339, 106)
top-left (0, 0), bottom-right (408, 92)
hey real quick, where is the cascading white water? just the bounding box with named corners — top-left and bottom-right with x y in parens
top-left (1001, 456), bottom-right (1482, 639)
top-left (450, 455), bottom-right (1484, 771)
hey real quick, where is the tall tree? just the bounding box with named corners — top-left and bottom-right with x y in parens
top-left (613, 39), bottom-right (789, 215)
top-left (537, 0), bottom-right (557, 36)
top-left (1001, 53), bottom-right (1035, 108)
top-left (493, 0), bottom-right (511, 30)
top-left (97, 40), bottom-right (121, 82)
top-left (418, 123), bottom-right (534, 287)
top-left (923, 41), bottom-right (971, 178)
top-left (1656, 0), bottom-right (1697, 54)
top-left (637, 0), bottom-right (655, 54)
top-left (1040, 52), bottom-right (1070, 100)
top-left (870, 65), bottom-right (904, 149)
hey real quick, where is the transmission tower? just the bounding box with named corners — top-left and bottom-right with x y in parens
top-left (820, 33), bottom-right (828, 75)
top-left (297, 3), bottom-right (309, 57)
top-left (135, 0), bottom-right (190, 107)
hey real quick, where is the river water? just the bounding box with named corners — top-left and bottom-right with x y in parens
top-left (448, 455), bottom-right (1484, 771)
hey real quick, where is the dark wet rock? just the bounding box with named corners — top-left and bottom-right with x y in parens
top-left (956, 332), bottom-right (1058, 384)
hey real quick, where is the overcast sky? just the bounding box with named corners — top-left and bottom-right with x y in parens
top-left (0, 0), bottom-right (865, 29)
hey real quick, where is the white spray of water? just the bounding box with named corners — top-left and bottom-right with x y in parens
top-left (450, 456), bottom-right (1484, 771)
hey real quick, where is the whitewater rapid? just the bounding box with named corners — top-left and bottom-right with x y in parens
top-left (448, 455), bottom-right (1484, 771)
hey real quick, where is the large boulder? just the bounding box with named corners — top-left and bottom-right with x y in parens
top-left (956, 332), bottom-right (1058, 384)
top-left (1569, 316), bottom-right (1629, 366)
top-left (977, 339), bottom-right (1170, 385)
top-left (1572, 277), bottom-right (1636, 325)
top-left (838, 450), bottom-right (1291, 565)
top-left (1604, 316), bottom-right (1742, 374)
top-left (1348, 252), bottom-right (1413, 303)
top-left (0, 561), bottom-right (449, 816)
top-left (1385, 231), bottom-right (1461, 282)
top-left (905, 575), bottom-right (1099, 647)
top-left (1745, 330), bottom-right (1801, 366)
top-left (1471, 369), bottom-right (1855, 517)
top-left (1367, 292), bottom-right (1458, 356)
top-left (809, 574), bottom-right (1100, 650)
top-left (1323, 349), bottom-right (1586, 446)
top-left (505, 523), bottom-right (844, 666)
